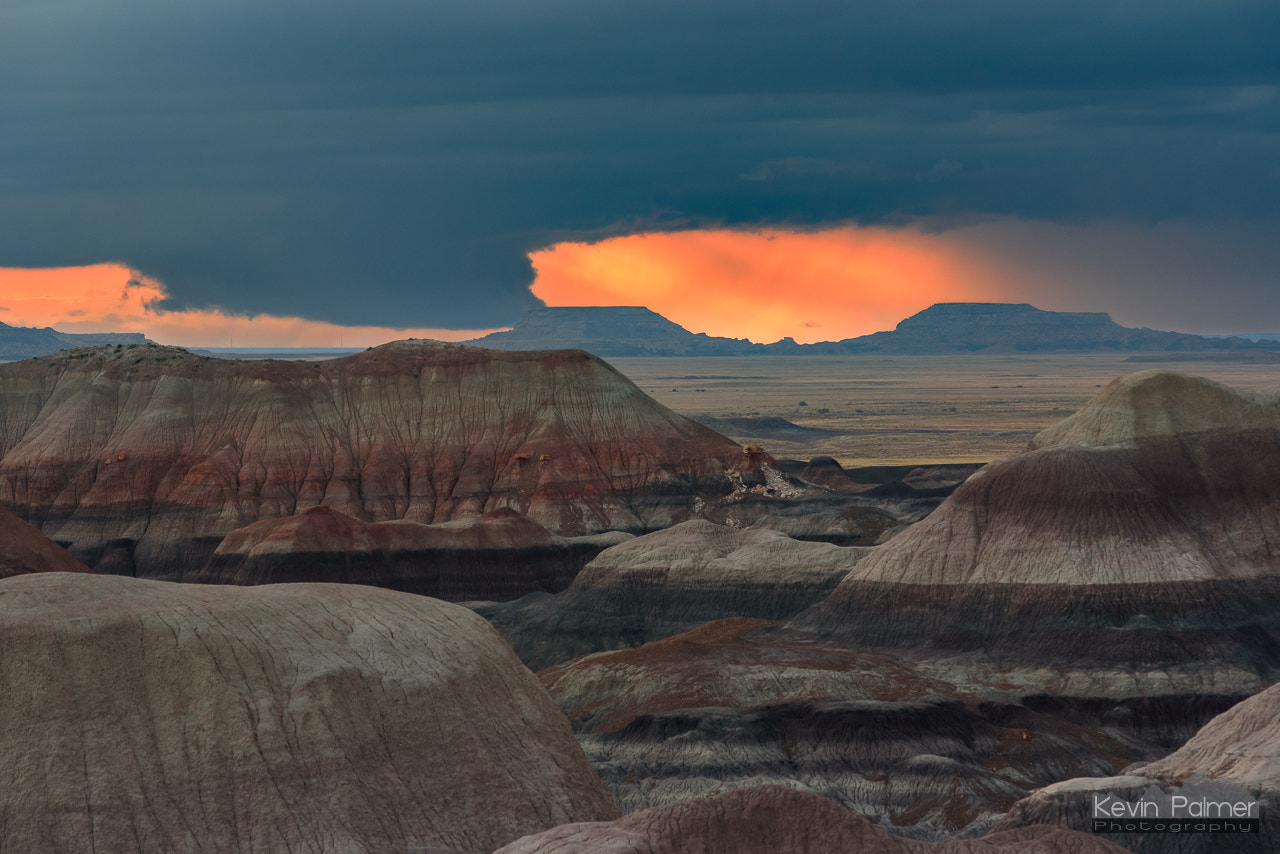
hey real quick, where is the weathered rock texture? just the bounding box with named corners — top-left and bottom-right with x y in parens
top-left (541, 618), bottom-right (959, 734)
top-left (495, 785), bottom-right (1131, 853)
top-left (748, 503), bottom-right (898, 545)
top-left (783, 371), bottom-right (1280, 697)
top-left (0, 341), bottom-right (752, 578)
top-left (190, 505), bottom-right (630, 599)
top-left (1137, 682), bottom-right (1280, 792)
top-left (0, 573), bottom-right (618, 854)
top-left (995, 684), bottom-right (1280, 852)
top-left (476, 520), bottom-right (870, 670)
top-left (0, 501), bottom-right (91, 579)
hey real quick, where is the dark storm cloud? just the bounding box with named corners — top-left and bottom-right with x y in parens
top-left (2, 0), bottom-right (1278, 328)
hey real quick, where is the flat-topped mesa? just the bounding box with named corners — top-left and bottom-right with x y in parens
top-left (839, 303), bottom-right (1270, 354)
top-left (0, 340), bottom-right (756, 578)
top-left (0, 573), bottom-right (618, 854)
top-left (783, 371), bottom-right (1280, 697)
top-left (469, 306), bottom-right (764, 356)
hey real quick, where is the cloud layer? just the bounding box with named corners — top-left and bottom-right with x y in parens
top-left (0, 265), bottom-right (496, 347)
top-left (2, 1), bottom-right (1278, 333)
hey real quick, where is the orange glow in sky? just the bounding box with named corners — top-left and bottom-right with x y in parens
top-left (530, 227), bottom-right (1005, 343)
top-left (0, 264), bottom-right (497, 347)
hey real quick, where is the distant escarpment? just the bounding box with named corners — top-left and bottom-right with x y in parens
top-left (468, 304), bottom-right (1276, 357)
top-left (830, 302), bottom-right (1275, 355)
top-left (0, 341), bottom-right (755, 579)
top-left (192, 504), bottom-right (630, 598)
top-left (0, 573), bottom-right (617, 854)
top-left (0, 320), bottom-right (150, 361)
top-left (782, 370), bottom-right (1280, 697)
top-left (476, 520), bottom-right (870, 671)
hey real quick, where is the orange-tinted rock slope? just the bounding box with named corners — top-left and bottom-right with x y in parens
top-left (0, 501), bottom-right (91, 578)
top-left (0, 341), bottom-right (751, 578)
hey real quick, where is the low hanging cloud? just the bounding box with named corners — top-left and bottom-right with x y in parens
top-left (529, 227), bottom-right (1008, 344)
top-left (529, 219), bottom-right (1280, 343)
top-left (0, 265), bottom-right (499, 347)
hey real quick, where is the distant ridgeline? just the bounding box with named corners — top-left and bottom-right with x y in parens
top-left (470, 303), bottom-right (1280, 357)
top-left (0, 322), bottom-right (150, 360)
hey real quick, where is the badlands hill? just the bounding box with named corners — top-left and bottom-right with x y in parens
top-left (477, 519), bottom-right (871, 670)
top-left (996, 683), bottom-right (1280, 852)
top-left (0, 573), bottom-right (617, 854)
top-left (0, 501), bottom-right (91, 578)
top-left (0, 340), bottom-right (753, 579)
top-left (785, 370), bottom-right (1280, 696)
top-left (194, 504), bottom-right (629, 597)
top-left (468, 304), bottom-right (1274, 356)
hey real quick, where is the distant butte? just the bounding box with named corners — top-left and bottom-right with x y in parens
top-left (468, 303), bottom-right (1279, 357)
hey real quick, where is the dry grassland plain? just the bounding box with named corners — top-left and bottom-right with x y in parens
top-left (611, 354), bottom-right (1280, 467)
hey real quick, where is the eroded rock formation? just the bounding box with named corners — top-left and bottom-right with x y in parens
top-left (0, 573), bottom-right (618, 853)
top-left (495, 785), bottom-right (1131, 853)
top-left (0, 501), bottom-right (91, 578)
top-left (476, 520), bottom-right (870, 670)
top-left (189, 505), bottom-right (630, 599)
top-left (0, 341), bottom-right (752, 577)
top-left (782, 370), bottom-right (1280, 697)
top-left (995, 683), bottom-right (1280, 852)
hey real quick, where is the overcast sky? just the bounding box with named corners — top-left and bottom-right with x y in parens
top-left (3, 0), bottom-right (1278, 334)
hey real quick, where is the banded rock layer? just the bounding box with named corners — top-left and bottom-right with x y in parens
top-left (0, 573), bottom-right (618, 854)
top-left (496, 785), bottom-right (1130, 853)
top-left (190, 505), bottom-right (630, 599)
top-left (996, 683), bottom-right (1280, 852)
top-left (0, 341), bottom-right (749, 577)
top-left (477, 520), bottom-right (870, 670)
top-left (0, 501), bottom-right (91, 579)
top-left (785, 371), bottom-right (1280, 697)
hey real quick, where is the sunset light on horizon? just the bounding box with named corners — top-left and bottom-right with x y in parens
top-left (0, 265), bottom-right (500, 348)
top-left (531, 227), bottom-right (1007, 343)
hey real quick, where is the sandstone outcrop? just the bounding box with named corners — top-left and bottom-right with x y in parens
top-left (0, 501), bottom-right (91, 578)
top-left (495, 785), bottom-right (1131, 853)
top-left (189, 505), bottom-right (629, 599)
top-left (0, 573), bottom-right (618, 853)
top-left (0, 341), bottom-right (752, 578)
top-left (783, 371), bottom-right (1280, 697)
top-left (476, 520), bottom-right (870, 670)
